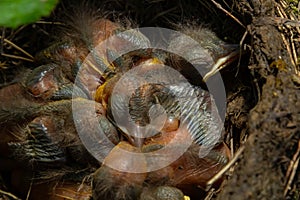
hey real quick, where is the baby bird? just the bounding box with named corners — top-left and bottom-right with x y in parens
top-left (0, 4), bottom-right (239, 199)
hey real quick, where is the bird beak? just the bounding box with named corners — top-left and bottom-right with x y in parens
top-left (203, 46), bottom-right (240, 82)
top-left (122, 125), bottom-right (145, 148)
top-left (128, 136), bottom-right (144, 148)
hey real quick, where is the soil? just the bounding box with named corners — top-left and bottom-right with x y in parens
top-left (218, 1), bottom-right (300, 199)
top-left (0, 0), bottom-right (299, 199)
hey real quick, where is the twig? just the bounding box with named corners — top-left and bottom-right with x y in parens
top-left (276, 0), bottom-right (300, 72)
top-left (203, 48), bottom-right (240, 82)
top-left (54, 194), bottom-right (75, 200)
top-left (204, 188), bottom-right (215, 200)
top-left (206, 145), bottom-right (245, 190)
top-left (8, 25), bottom-right (27, 40)
top-left (0, 189), bottom-right (21, 200)
top-left (284, 157), bottom-right (299, 196)
top-left (25, 179), bottom-right (33, 200)
top-left (230, 127), bottom-right (234, 158)
top-left (288, 140), bottom-right (300, 173)
top-left (209, 0), bottom-right (245, 28)
top-left (290, 32), bottom-right (298, 73)
top-left (235, 30), bottom-right (248, 77)
top-left (0, 36), bottom-right (33, 60)
top-left (78, 174), bottom-right (92, 192)
top-left (284, 140), bottom-right (300, 196)
top-left (35, 20), bottom-right (64, 25)
top-left (275, 3), bottom-right (297, 68)
top-left (1, 53), bottom-right (34, 62)
top-left (0, 29), bottom-right (5, 54)
top-left (280, 31), bottom-right (296, 68)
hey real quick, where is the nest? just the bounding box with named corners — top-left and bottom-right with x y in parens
top-left (0, 0), bottom-right (299, 199)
